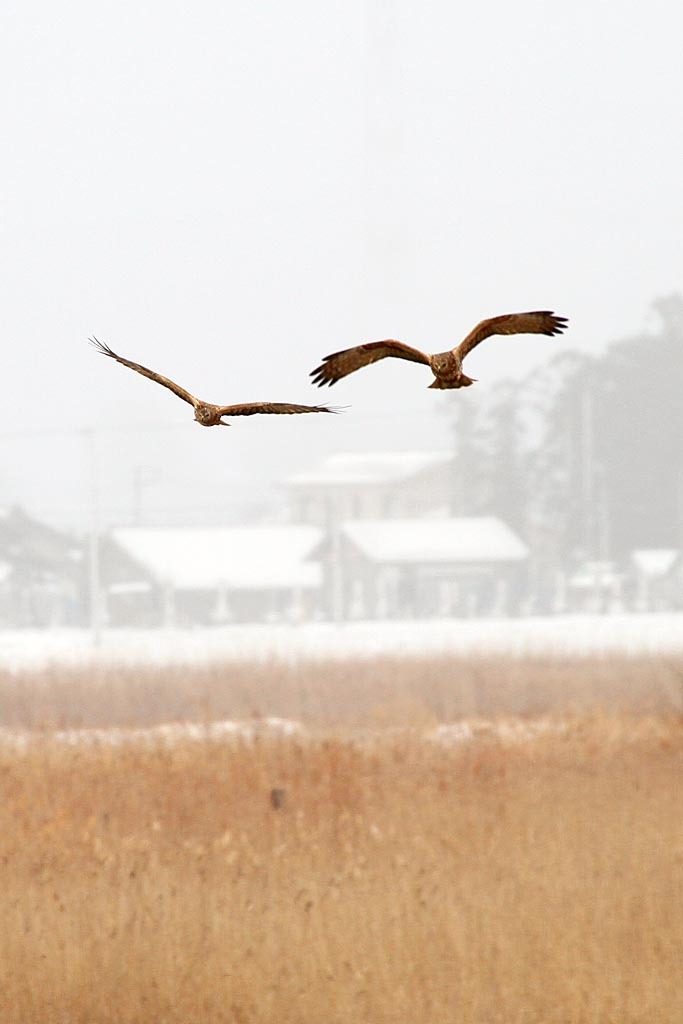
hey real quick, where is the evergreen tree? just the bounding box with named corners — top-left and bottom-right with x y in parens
top-left (482, 379), bottom-right (528, 534)
top-left (443, 295), bottom-right (683, 609)
top-left (590, 294), bottom-right (683, 553)
top-left (445, 392), bottom-right (488, 516)
top-left (524, 350), bottom-right (595, 605)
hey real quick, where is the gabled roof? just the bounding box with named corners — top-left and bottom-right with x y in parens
top-left (111, 526), bottom-right (323, 590)
top-left (631, 549), bottom-right (679, 578)
top-left (286, 450), bottom-right (453, 487)
top-left (0, 505), bottom-right (83, 575)
top-left (339, 517), bottom-right (528, 563)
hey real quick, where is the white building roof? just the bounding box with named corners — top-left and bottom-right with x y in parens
top-left (286, 450), bottom-right (453, 486)
top-left (340, 517), bottom-right (528, 563)
top-left (631, 548), bottom-right (679, 578)
top-left (112, 526), bottom-right (323, 591)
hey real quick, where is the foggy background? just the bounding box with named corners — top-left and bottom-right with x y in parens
top-left (2, 0), bottom-right (682, 529)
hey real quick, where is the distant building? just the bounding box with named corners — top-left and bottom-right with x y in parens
top-left (629, 549), bottom-right (682, 610)
top-left (566, 560), bottom-right (624, 613)
top-left (0, 506), bottom-right (84, 626)
top-left (285, 450), bottom-right (454, 524)
top-left (107, 525), bottom-right (324, 626)
top-left (282, 451), bottom-right (530, 618)
top-left (312, 516), bottom-right (529, 620)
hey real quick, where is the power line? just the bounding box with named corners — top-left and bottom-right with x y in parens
top-left (0, 421), bottom-right (188, 442)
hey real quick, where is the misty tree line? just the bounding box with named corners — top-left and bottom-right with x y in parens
top-left (446, 295), bottom-right (683, 597)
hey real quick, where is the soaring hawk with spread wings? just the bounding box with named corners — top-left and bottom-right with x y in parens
top-left (91, 339), bottom-right (338, 426)
top-left (310, 311), bottom-right (568, 390)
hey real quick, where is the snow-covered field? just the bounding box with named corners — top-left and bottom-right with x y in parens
top-left (0, 613), bottom-right (681, 671)
top-left (0, 715), bottom-right (306, 751)
top-left (0, 715), bottom-right (567, 751)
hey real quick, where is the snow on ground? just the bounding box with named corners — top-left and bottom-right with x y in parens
top-left (0, 713), bottom-right (673, 756)
top-left (0, 613), bottom-right (681, 672)
top-left (12, 714), bottom-right (668, 753)
top-left (427, 717), bottom-right (567, 745)
top-left (0, 716), bottom-right (305, 752)
top-left (0, 714), bottom-right (565, 751)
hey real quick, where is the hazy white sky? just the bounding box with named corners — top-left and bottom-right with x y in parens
top-left (1, 0), bottom-right (682, 529)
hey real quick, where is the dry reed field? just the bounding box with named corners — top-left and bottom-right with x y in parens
top-left (0, 657), bottom-right (681, 1022)
top-left (0, 652), bottom-right (682, 729)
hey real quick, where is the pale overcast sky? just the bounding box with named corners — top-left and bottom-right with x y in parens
top-left (1, 0), bottom-right (682, 529)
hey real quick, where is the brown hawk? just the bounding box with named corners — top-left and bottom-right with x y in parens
top-left (310, 311), bottom-right (568, 390)
top-left (91, 338), bottom-right (338, 426)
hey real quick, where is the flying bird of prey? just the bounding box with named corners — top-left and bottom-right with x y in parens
top-left (90, 338), bottom-right (338, 426)
top-left (311, 311), bottom-right (568, 390)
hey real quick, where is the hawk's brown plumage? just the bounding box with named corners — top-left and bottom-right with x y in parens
top-left (310, 311), bottom-right (568, 390)
top-left (91, 338), bottom-right (338, 426)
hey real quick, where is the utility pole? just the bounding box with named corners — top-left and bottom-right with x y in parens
top-left (362, 1), bottom-right (405, 311)
top-left (132, 465), bottom-right (156, 525)
top-left (596, 468), bottom-right (612, 612)
top-left (580, 387), bottom-right (595, 562)
top-left (329, 509), bottom-right (345, 623)
top-left (581, 387), bottom-right (611, 611)
top-left (81, 428), bottom-right (102, 647)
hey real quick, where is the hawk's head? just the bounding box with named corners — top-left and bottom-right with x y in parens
top-left (194, 404), bottom-right (215, 426)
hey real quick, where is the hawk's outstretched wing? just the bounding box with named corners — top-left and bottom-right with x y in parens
top-left (216, 402), bottom-right (339, 416)
top-left (454, 312), bottom-right (568, 362)
top-left (310, 340), bottom-right (430, 387)
top-left (90, 337), bottom-right (199, 407)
